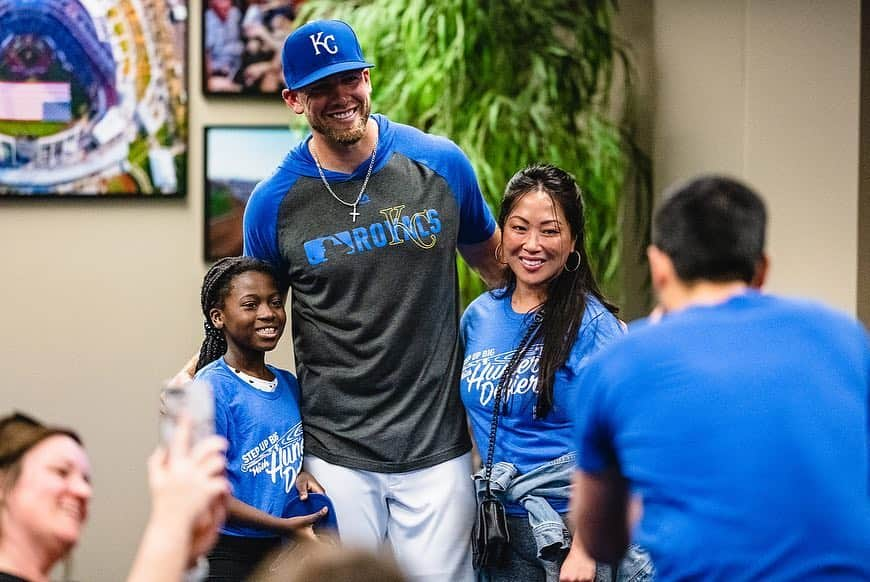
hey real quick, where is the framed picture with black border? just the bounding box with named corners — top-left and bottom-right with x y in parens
top-left (202, 0), bottom-right (301, 96)
top-left (0, 1), bottom-right (189, 197)
top-left (204, 124), bottom-right (305, 261)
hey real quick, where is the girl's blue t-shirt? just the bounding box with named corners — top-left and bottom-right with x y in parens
top-left (459, 291), bottom-right (624, 514)
top-left (196, 357), bottom-right (303, 538)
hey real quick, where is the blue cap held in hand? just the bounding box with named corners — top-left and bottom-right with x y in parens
top-left (283, 492), bottom-right (339, 535)
top-left (282, 20), bottom-right (375, 90)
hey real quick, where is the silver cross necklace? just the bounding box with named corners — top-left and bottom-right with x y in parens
top-left (311, 139), bottom-right (378, 222)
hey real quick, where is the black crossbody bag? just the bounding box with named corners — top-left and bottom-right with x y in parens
top-left (471, 388), bottom-right (511, 569)
top-left (472, 314), bottom-right (542, 570)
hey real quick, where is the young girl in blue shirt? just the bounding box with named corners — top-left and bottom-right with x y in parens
top-left (194, 256), bottom-right (333, 581)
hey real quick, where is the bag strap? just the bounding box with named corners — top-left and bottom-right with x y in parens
top-left (482, 311), bottom-right (543, 498)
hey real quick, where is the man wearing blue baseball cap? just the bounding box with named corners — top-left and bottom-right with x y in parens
top-left (243, 19), bottom-right (501, 581)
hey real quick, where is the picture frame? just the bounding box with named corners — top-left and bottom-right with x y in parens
top-left (204, 124), bottom-right (305, 261)
top-left (0, 1), bottom-right (189, 197)
top-left (202, 0), bottom-right (300, 96)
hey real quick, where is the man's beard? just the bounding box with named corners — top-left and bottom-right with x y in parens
top-left (308, 99), bottom-right (371, 146)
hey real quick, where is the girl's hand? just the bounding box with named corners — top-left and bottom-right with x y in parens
top-left (282, 507), bottom-right (328, 536)
top-left (295, 470), bottom-right (325, 500)
top-left (295, 525), bottom-right (318, 542)
top-left (559, 543), bottom-right (597, 582)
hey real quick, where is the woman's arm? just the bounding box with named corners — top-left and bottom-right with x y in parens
top-left (127, 419), bottom-right (229, 582)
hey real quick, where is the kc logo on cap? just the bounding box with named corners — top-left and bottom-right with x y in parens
top-left (282, 20), bottom-right (375, 91)
top-left (309, 31), bottom-right (338, 56)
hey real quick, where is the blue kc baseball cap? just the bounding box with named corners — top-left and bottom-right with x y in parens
top-left (282, 20), bottom-right (375, 91)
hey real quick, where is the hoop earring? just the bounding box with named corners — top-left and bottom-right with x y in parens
top-left (494, 242), bottom-right (507, 265)
top-left (564, 249), bottom-right (581, 272)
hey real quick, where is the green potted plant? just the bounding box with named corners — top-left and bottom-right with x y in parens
top-left (296, 0), bottom-right (650, 308)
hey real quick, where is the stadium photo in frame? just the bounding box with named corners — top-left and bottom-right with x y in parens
top-left (0, 0), bottom-right (189, 197)
top-left (202, 0), bottom-right (300, 96)
top-left (204, 125), bottom-right (304, 261)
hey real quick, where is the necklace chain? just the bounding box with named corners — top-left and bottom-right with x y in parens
top-left (311, 140), bottom-right (378, 222)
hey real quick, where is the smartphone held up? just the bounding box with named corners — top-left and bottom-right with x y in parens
top-left (160, 379), bottom-right (215, 446)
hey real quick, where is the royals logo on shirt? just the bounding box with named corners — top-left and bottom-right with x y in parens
top-left (303, 204), bottom-right (442, 266)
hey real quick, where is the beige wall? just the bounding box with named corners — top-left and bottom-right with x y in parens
top-left (653, 0), bottom-right (862, 315)
top-left (859, 0), bottom-right (869, 324)
top-left (0, 7), bottom-right (293, 580)
top-left (615, 0), bottom-right (656, 320)
top-left (0, 2), bottom-right (864, 580)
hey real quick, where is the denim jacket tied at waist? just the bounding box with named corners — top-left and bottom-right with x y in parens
top-left (472, 452), bottom-right (575, 560)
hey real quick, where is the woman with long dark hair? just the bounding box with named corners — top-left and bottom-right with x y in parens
top-left (460, 164), bottom-right (651, 581)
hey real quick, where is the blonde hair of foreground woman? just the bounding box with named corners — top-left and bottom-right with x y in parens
top-left (250, 542), bottom-right (408, 582)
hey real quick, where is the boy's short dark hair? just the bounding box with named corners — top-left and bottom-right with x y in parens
top-left (653, 175), bottom-right (767, 284)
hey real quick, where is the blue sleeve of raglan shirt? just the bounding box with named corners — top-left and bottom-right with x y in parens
top-left (394, 125), bottom-right (496, 245)
top-left (444, 145), bottom-right (497, 245)
top-left (242, 167), bottom-right (303, 271)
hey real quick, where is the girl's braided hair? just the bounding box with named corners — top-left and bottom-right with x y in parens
top-left (195, 256), bottom-right (281, 372)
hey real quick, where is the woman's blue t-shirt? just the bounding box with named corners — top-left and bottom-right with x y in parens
top-left (459, 291), bottom-right (624, 514)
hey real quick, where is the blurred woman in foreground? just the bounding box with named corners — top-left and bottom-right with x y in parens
top-left (0, 412), bottom-right (228, 582)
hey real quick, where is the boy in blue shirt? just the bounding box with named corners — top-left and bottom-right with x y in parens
top-left (572, 175), bottom-right (870, 581)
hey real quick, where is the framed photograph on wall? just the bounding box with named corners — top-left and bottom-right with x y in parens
top-left (203, 0), bottom-right (302, 96)
top-left (204, 125), bottom-right (305, 261)
top-left (0, 1), bottom-right (189, 197)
